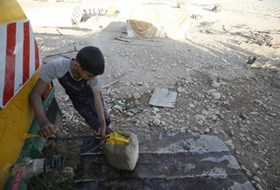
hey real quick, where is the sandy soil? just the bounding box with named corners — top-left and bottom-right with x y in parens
top-left (19, 0), bottom-right (280, 189)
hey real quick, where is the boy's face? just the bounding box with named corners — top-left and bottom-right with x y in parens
top-left (74, 61), bottom-right (96, 80)
top-left (80, 69), bottom-right (96, 80)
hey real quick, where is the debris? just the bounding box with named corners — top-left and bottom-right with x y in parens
top-left (177, 87), bottom-right (184, 92)
top-left (211, 80), bottom-right (220, 88)
top-left (268, 43), bottom-right (280, 48)
top-left (149, 87), bottom-right (178, 108)
top-left (212, 5), bottom-right (222, 13)
top-left (52, 166), bottom-right (75, 184)
top-left (45, 46), bottom-right (78, 58)
top-left (133, 92), bottom-right (141, 99)
top-left (152, 118), bottom-right (161, 126)
top-left (246, 56), bottom-right (257, 64)
top-left (114, 37), bottom-right (131, 43)
top-left (190, 14), bottom-right (203, 20)
top-left (112, 100), bottom-right (135, 110)
top-left (250, 61), bottom-right (263, 69)
top-left (56, 29), bottom-right (63, 35)
top-left (104, 80), bottom-right (119, 88)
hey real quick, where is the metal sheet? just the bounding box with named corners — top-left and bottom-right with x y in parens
top-left (148, 87), bottom-right (177, 108)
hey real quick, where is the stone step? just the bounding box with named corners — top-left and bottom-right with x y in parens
top-left (74, 133), bottom-right (255, 190)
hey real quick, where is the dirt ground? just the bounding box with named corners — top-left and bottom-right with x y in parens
top-left (20, 0), bottom-right (280, 189)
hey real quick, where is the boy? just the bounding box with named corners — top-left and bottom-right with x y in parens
top-left (30, 46), bottom-right (111, 138)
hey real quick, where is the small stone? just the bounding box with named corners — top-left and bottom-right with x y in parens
top-left (204, 128), bottom-right (210, 133)
top-left (180, 127), bottom-right (186, 133)
top-left (253, 163), bottom-right (260, 170)
top-left (253, 176), bottom-right (262, 184)
top-left (202, 109), bottom-right (209, 115)
top-left (64, 167), bottom-right (75, 178)
top-left (177, 87), bottom-right (184, 93)
top-left (240, 127), bottom-right (249, 133)
top-left (154, 113), bottom-right (161, 119)
top-left (194, 114), bottom-right (205, 125)
top-left (152, 119), bottom-right (161, 126)
top-left (211, 81), bottom-right (220, 88)
top-left (211, 92), bottom-right (221, 100)
top-left (113, 105), bottom-right (123, 110)
top-left (54, 167), bottom-right (75, 183)
top-left (255, 183), bottom-right (264, 190)
top-left (153, 107), bottom-right (159, 113)
top-left (251, 61), bottom-right (263, 69)
top-left (225, 140), bottom-right (234, 149)
top-left (133, 92), bottom-right (141, 99)
top-left (189, 103), bottom-right (195, 108)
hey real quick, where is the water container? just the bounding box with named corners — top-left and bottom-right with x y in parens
top-left (102, 131), bottom-right (139, 171)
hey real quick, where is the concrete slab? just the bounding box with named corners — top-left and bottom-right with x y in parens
top-left (74, 133), bottom-right (255, 190)
top-left (149, 87), bottom-right (178, 108)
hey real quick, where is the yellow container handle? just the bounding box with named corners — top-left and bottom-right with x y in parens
top-left (105, 131), bottom-right (129, 145)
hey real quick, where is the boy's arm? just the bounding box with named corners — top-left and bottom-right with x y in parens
top-left (93, 90), bottom-right (106, 137)
top-left (29, 78), bottom-right (56, 137)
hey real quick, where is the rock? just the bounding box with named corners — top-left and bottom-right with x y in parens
top-left (152, 119), bottom-right (161, 126)
top-left (194, 114), bottom-right (205, 125)
top-left (161, 121), bottom-right (166, 126)
top-left (251, 61), bottom-right (263, 69)
top-left (113, 105), bottom-right (123, 110)
top-left (133, 92), bottom-right (141, 99)
top-left (255, 183), bottom-right (264, 190)
top-left (204, 128), bottom-right (210, 133)
top-left (246, 56), bottom-right (257, 64)
top-left (202, 110), bottom-right (209, 116)
top-left (211, 92), bottom-right (221, 100)
top-left (189, 103), bottom-right (195, 108)
top-left (206, 89), bottom-right (216, 95)
top-left (211, 80), bottom-right (220, 88)
top-left (154, 113), bottom-right (161, 119)
top-left (177, 87), bottom-right (184, 93)
top-left (240, 126), bottom-right (249, 133)
top-left (253, 176), bottom-right (262, 184)
top-left (54, 166), bottom-right (75, 183)
top-left (253, 163), bottom-right (260, 170)
top-left (235, 150), bottom-right (244, 156)
top-left (225, 139), bottom-right (234, 149)
top-left (241, 165), bottom-right (253, 177)
top-left (152, 107), bottom-right (159, 114)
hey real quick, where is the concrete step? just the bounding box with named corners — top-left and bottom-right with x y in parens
top-left (74, 133), bottom-right (255, 190)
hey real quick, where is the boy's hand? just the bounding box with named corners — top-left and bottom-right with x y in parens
top-left (97, 126), bottom-right (106, 138)
top-left (39, 123), bottom-right (56, 138)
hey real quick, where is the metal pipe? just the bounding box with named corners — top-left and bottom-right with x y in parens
top-left (11, 155), bottom-right (64, 179)
top-left (10, 170), bottom-right (24, 190)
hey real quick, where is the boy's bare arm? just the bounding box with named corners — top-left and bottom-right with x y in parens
top-left (93, 90), bottom-right (106, 137)
top-left (29, 79), bottom-right (56, 137)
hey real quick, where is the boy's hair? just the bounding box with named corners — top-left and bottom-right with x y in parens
top-left (76, 46), bottom-right (105, 75)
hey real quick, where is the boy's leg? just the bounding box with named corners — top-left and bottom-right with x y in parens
top-left (72, 95), bottom-right (111, 132)
top-left (75, 105), bottom-right (111, 131)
